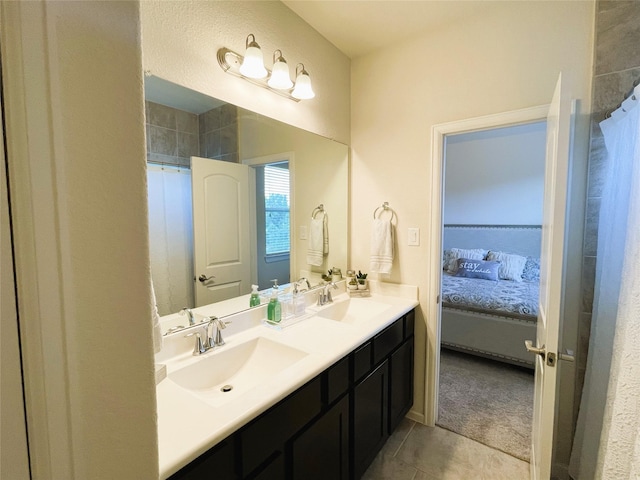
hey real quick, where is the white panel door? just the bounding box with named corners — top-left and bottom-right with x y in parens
top-left (529, 74), bottom-right (572, 480)
top-left (192, 157), bottom-right (251, 306)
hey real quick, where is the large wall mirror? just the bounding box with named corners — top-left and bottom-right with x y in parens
top-left (144, 76), bottom-right (349, 317)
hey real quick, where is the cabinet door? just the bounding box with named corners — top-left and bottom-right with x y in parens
top-left (245, 453), bottom-right (284, 480)
top-left (389, 339), bottom-right (414, 433)
top-left (291, 395), bottom-right (349, 480)
top-left (168, 437), bottom-right (236, 480)
top-left (353, 360), bottom-right (389, 480)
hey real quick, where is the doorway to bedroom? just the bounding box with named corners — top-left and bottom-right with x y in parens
top-left (437, 120), bottom-right (546, 463)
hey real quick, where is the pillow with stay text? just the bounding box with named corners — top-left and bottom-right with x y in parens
top-left (454, 258), bottom-right (500, 281)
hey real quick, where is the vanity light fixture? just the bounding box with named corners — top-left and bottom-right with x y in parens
top-left (238, 34), bottom-right (267, 79)
top-left (217, 35), bottom-right (315, 102)
top-left (267, 50), bottom-right (293, 90)
top-left (291, 64), bottom-right (315, 100)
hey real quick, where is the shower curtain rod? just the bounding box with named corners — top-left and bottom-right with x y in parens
top-left (605, 78), bottom-right (640, 119)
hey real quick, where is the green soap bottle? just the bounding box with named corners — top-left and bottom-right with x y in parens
top-left (250, 284), bottom-right (260, 308)
top-left (267, 279), bottom-right (281, 323)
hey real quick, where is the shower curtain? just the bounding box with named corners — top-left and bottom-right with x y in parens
top-left (147, 165), bottom-right (194, 316)
top-left (570, 86), bottom-right (640, 479)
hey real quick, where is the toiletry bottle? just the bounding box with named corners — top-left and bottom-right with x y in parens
top-left (267, 279), bottom-right (281, 323)
top-left (250, 284), bottom-right (260, 307)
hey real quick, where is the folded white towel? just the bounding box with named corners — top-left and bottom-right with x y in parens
top-left (370, 218), bottom-right (394, 274)
top-left (307, 215), bottom-right (328, 266)
top-left (150, 278), bottom-right (163, 354)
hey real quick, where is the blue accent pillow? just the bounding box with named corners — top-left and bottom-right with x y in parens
top-left (522, 256), bottom-right (541, 282)
top-left (454, 258), bottom-right (500, 281)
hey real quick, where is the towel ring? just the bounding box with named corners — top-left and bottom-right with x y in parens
top-left (373, 202), bottom-right (397, 223)
top-left (311, 204), bottom-right (325, 219)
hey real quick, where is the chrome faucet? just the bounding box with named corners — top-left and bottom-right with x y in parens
top-left (185, 316), bottom-right (229, 355)
top-left (180, 307), bottom-right (196, 326)
top-left (293, 277), bottom-right (311, 294)
top-left (208, 316), bottom-right (227, 347)
top-left (317, 282), bottom-right (337, 306)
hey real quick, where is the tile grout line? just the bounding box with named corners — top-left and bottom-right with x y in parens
top-left (391, 420), bottom-right (416, 458)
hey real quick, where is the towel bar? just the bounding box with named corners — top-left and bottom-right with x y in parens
top-left (311, 204), bottom-right (325, 219)
top-left (373, 202), bottom-right (397, 223)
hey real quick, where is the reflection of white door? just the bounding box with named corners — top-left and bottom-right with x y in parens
top-left (528, 74), bottom-right (572, 480)
top-left (192, 157), bottom-right (251, 306)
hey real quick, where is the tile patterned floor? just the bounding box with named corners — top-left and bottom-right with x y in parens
top-left (362, 419), bottom-right (530, 480)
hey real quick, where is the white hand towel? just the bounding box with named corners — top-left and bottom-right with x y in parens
top-left (307, 215), bottom-right (328, 266)
top-left (370, 218), bottom-right (394, 274)
top-left (307, 217), bottom-right (325, 266)
top-left (150, 278), bottom-right (163, 354)
top-left (322, 214), bottom-right (329, 255)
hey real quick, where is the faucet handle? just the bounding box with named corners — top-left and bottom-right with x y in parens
top-left (208, 316), bottom-right (228, 347)
top-left (184, 331), bottom-right (206, 355)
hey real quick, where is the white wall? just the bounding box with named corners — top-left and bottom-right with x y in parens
top-left (140, 1), bottom-right (350, 145)
top-left (2, 2), bottom-right (158, 478)
top-left (350, 1), bottom-right (594, 472)
top-left (444, 122), bottom-right (546, 225)
top-left (239, 111), bottom-right (349, 283)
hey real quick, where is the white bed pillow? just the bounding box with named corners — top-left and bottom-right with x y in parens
top-left (444, 248), bottom-right (488, 273)
top-left (486, 250), bottom-right (527, 282)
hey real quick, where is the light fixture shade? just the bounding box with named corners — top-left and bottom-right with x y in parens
top-left (239, 34), bottom-right (267, 79)
top-left (268, 51), bottom-right (293, 90)
top-left (292, 64), bottom-right (315, 99)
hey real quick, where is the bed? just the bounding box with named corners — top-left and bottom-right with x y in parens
top-left (440, 225), bottom-right (541, 368)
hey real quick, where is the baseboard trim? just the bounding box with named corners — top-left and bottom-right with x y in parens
top-left (406, 409), bottom-right (426, 425)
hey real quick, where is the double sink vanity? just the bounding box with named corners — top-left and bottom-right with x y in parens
top-left (155, 281), bottom-right (418, 479)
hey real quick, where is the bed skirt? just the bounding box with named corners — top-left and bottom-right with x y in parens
top-left (441, 307), bottom-right (536, 368)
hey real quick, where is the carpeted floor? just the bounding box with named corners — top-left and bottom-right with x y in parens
top-left (437, 348), bottom-right (534, 462)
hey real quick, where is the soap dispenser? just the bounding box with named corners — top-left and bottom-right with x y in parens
top-left (292, 281), bottom-right (307, 317)
top-left (267, 279), bottom-right (281, 323)
top-left (250, 284), bottom-right (260, 308)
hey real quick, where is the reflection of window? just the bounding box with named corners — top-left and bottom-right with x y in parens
top-left (264, 164), bottom-right (290, 256)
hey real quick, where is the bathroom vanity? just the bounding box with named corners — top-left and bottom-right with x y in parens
top-left (156, 283), bottom-right (418, 480)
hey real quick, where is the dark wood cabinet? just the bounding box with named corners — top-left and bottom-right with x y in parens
top-left (389, 339), bottom-right (414, 433)
top-left (167, 437), bottom-right (237, 480)
top-left (167, 309), bottom-right (415, 480)
top-left (291, 395), bottom-right (350, 480)
top-left (352, 360), bottom-right (389, 480)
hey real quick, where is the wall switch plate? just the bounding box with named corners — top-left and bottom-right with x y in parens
top-left (300, 225), bottom-right (308, 240)
top-left (408, 227), bottom-right (420, 246)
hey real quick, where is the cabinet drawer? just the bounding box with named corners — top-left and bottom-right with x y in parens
top-left (241, 377), bottom-right (321, 476)
top-left (324, 355), bottom-right (350, 405)
top-left (353, 341), bottom-right (372, 383)
top-left (373, 319), bottom-right (403, 366)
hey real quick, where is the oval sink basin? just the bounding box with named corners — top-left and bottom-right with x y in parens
top-left (314, 297), bottom-right (393, 324)
top-left (169, 337), bottom-right (308, 406)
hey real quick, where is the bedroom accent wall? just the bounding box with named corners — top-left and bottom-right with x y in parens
top-left (444, 122), bottom-right (546, 225)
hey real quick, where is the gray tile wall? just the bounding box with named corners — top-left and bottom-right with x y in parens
top-left (145, 101), bottom-right (239, 166)
top-left (576, 0), bottom-right (640, 415)
top-left (199, 103), bottom-right (239, 163)
top-left (145, 101), bottom-right (199, 167)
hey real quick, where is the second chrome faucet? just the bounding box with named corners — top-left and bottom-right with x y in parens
top-left (186, 316), bottom-right (229, 356)
top-left (317, 282), bottom-right (338, 306)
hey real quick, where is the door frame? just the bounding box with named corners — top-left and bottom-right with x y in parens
top-left (425, 105), bottom-right (549, 425)
top-left (242, 152), bottom-right (295, 288)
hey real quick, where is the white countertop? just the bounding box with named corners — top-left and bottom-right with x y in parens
top-left (155, 282), bottom-right (418, 479)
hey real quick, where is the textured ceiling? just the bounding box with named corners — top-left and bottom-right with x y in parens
top-left (281, 0), bottom-right (500, 59)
